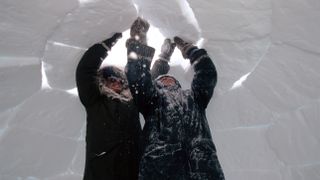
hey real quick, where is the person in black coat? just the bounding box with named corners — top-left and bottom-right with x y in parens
top-left (125, 18), bottom-right (225, 180)
top-left (76, 33), bottom-right (142, 180)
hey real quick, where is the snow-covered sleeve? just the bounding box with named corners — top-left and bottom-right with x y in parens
top-left (76, 44), bottom-right (107, 107)
top-left (189, 48), bottom-right (217, 109)
top-left (150, 59), bottom-right (170, 80)
top-left (125, 40), bottom-right (156, 114)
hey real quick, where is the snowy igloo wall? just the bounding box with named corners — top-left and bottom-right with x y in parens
top-left (0, 0), bottom-right (320, 179)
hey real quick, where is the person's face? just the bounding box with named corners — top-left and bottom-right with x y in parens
top-left (159, 76), bottom-right (176, 87)
top-left (105, 77), bottom-right (123, 94)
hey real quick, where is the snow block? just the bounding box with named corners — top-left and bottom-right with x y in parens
top-left (214, 127), bottom-right (280, 171)
top-left (188, 0), bottom-right (272, 41)
top-left (203, 38), bottom-right (271, 92)
top-left (224, 170), bottom-right (282, 180)
top-left (271, 0), bottom-right (320, 54)
top-left (0, 127), bottom-right (78, 179)
top-left (209, 86), bottom-right (273, 130)
top-left (70, 141), bottom-right (86, 175)
top-left (189, 0), bottom-right (271, 12)
top-left (45, 174), bottom-right (83, 180)
top-left (0, 108), bottom-right (17, 137)
top-left (298, 101), bottom-right (320, 141)
top-left (43, 42), bottom-right (86, 89)
top-left (0, 0), bottom-right (320, 180)
top-left (133, 0), bottom-right (200, 42)
top-left (0, 57), bottom-right (41, 112)
top-left (8, 89), bottom-right (86, 139)
top-left (188, 0), bottom-right (272, 92)
top-left (0, 0), bottom-right (78, 57)
top-left (50, 0), bottom-right (137, 48)
top-left (287, 164), bottom-right (320, 180)
top-left (266, 102), bottom-right (320, 166)
top-left (0, 89), bottom-right (86, 177)
top-left (244, 44), bottom-right (320, 113)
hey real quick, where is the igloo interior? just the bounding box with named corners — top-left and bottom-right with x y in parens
top-left (1, 0), bottom-right (320, 179)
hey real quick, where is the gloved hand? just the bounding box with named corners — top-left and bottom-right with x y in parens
top-left (130, 17), bottom-right (150, 44)
top-left (174, 36), bottom-right (196, 59)
top-left (101, 32), bottom-right (122, 51)
top-left (159, 39), bottom-right (176, 62)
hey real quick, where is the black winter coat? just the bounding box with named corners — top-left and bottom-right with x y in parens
top-left (125, 42), bottom-right (225, 180)
top-left (76, 44), bottom-right (142, 180)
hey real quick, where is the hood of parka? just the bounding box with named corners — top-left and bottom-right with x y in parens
top-left (155, 74), bottom-right (182, 92)
top-left (97, 66), bottom-right (133, 102)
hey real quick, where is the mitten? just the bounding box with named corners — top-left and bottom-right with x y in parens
top-left (159, 39), bottom-right (176, 62)
top-left (173, 36), bottom-right (196, 59)
top-left (101, 33), bottom-right (122, 51)
top-left (130, 17), bottom-right (150, 45)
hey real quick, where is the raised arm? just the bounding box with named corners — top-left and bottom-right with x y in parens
top-left (151, 39), bottom-right (176, 80)
top-left (125, 17), bottom-right (158, 115)
top-left (174, 36), bottom-right (217, 109)
top-left (76, 33), bottom-right (122, 106)
top-left (125, 39), bottom-right (156, 115)
top-left (190, 48), bottom-right (217, 109)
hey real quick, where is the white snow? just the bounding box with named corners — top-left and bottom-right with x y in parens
top-left (230, 72), bottom-right (251, 90)
top-left (0, 0), bottom-right (320, 179)
top-left (41, 62), bottom-right (51, 90)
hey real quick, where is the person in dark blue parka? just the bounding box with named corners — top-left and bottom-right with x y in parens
top-left (125, 18), bottom-right (225, 180)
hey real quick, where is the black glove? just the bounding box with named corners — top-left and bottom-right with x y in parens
top-left (174, 36), bottom-right (196, 59)
top-left (101, 33), bottom-right (122, 51)
top-left (159, 39), bottom-right (176, 62)
top-left (130, 17), bottom-right (150, 44)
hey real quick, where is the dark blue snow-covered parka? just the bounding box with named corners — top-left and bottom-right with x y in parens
top-left (125, 41), bottom-right (225, 180)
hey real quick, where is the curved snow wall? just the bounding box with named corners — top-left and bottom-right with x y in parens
top-left (0, 0), bottom-right (320, 179)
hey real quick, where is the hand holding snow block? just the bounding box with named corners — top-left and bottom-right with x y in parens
top-left (130, 17), bottom-right (150, 45)
top-left (174, 36), bottom-right (196, 59)
top-left (133, 0), bottom-right (200, 42)
top-left (159, 39), bottom-right (176, 62)
top-left (101, 32), bottom-right (122, 51)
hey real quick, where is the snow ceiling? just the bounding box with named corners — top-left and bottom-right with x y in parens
top-left (0, 0), bottom-right (320, 179)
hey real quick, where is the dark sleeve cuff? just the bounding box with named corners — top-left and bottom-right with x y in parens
top-left (188, 48), bottom-right (208, 64)
top-left (127, 40), bottom-right (155, 61)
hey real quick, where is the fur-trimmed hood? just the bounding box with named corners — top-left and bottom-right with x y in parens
top-left (97, 66), bottom-right (133, 102)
